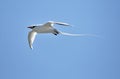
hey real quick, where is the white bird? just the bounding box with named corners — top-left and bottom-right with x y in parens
top-left (27, 21), bottom-right (96, 49)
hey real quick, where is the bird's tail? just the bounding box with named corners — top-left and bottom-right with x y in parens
top-left (59, 31), bottom-right (98, 37)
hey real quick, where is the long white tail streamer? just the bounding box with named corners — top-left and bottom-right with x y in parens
top-left (60, 31), bottom-right (98, 37)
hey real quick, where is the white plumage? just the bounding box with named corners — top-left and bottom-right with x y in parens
top-left (27, 21), bottom-right (95, 49)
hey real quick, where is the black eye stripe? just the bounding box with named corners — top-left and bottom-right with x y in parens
top-left (33, 26), bottom-right (36, 28)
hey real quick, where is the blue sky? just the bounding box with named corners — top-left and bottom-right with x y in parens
top-left (0, 0), bottom-right (120, 79)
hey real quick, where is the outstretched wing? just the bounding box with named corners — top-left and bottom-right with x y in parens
top-left (28, 31), bottom-right (37, 49)
top-left (42, 22), bottom-right (53, 27)
top-left (54, 22), bottom-right (70, 26)
top-left (43, 21), bottom-right (70, 27)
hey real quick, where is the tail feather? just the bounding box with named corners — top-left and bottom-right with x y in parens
top-left (60, 31), bottom-right (98, 37)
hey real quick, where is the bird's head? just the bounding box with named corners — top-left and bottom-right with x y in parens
top-left (27, 26), bottom-right (36, 29)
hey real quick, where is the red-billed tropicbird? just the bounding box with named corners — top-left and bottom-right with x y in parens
top-left (27, 21), bottom-right (95, 49)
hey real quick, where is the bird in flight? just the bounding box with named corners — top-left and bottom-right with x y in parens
top-left (27, 21), bottom-right (95, 49)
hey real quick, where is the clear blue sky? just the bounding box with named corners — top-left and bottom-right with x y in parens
top-left (0, 0), bottom-right (120, 79)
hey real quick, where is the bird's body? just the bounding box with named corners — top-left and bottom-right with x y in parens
top-left (32, 25), bottom-right (55, 33)
top-left (27, 21), bottom-right (69, 49)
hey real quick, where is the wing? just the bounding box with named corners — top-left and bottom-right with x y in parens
top-left (54, 22), bottom-right (70, 26)
top-left (28, 31), bottom-right (37, 49)
top-left (43, 21), bottom-right (70, 27)
top-left (42, 21), bottom-right (54, 27)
